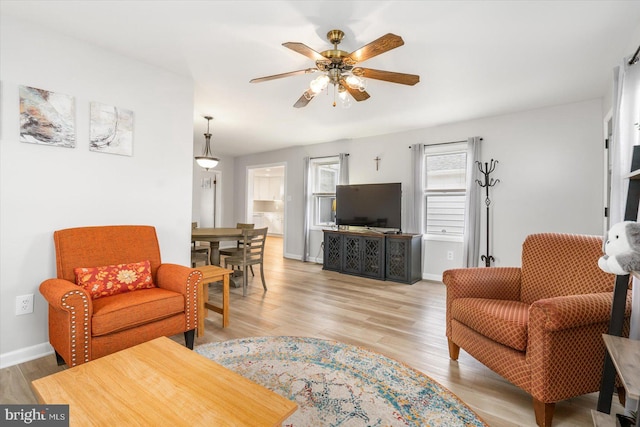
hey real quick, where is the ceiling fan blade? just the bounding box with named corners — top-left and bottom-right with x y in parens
top-left (283, 42), bottom-right (326, 61)
top-left (294, 90), bottom-right (315, 108)
top-left (355, 68), bottom-right (420, 86)
top-left (250, 68), bottom-right (317, 83)
top-left (340, 80), bottom-right (371, 102)
top-left (347, 33), bottom-right (404, 62)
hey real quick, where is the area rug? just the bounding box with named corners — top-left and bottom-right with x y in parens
top-left (195, 336), bottom-right (487, 427)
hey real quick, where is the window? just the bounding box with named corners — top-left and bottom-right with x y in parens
top-left (424, 143), bottom-right (467, 238)
top-left (310, 157), bottom-right (340, 227)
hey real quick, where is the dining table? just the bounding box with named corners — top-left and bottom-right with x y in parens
top-left (191, 227), bottom-right (244, 266)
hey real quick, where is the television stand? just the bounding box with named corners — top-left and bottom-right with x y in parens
top-left (323, 230), bottom-right (422, 284)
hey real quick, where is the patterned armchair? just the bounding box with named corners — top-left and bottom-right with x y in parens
top-left (40, 225), bottom-right (202, 367)
top-left (443, 233), bottom-right (632, 427)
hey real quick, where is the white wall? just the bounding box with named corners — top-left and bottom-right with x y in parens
top-left (231, 99), bottom-right (604, 275)
top-left (0, 18), bottom-right (195, 367)
top-left (418, 99), bottom-right (605, 271)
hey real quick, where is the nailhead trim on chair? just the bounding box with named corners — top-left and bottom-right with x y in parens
top-left (186, 270), bottom-right (201, 330)
top-left (60, 290), bottom-right (90, 367)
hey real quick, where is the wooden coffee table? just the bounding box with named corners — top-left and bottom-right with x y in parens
top-left (31, 337), bottom-right (297, 426)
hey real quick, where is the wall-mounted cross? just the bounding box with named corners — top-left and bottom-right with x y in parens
top-left (374, 156), bottom-right (381, 171)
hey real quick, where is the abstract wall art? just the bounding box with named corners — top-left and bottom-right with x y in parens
top-left (90, 102), bottom-right (134, 156)
top-left (19, 85), bottom-right (76, 148)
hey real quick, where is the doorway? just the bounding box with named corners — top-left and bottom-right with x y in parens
top-left (247, 164), bottom-right (286, 238)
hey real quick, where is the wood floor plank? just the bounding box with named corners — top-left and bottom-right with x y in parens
top-left (0, 366), bottom-right (33, 404)
top-left (1, 236), bottom-right (623, 426)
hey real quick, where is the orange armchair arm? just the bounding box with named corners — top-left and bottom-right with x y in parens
top-left (156, 264), bottom-right (202, 331)
top-left (530, 292), bottom-right (632, 332)
top-left (40, 278), bottom-right (92, 308)
top-left (443, 267), bottom-right (522, 337)
top-left (39, 278), bottom-right (93, 367)
top-left (527, 290), bottom-right (632, 402)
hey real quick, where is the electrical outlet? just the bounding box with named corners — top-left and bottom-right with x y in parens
top-left (15, 294), bottom-right (34, 315)
top-left (447, 251), bottom-right (454, 261)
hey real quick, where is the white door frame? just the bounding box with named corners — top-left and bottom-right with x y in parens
top-left (246, 162), bottom-right (287, 255)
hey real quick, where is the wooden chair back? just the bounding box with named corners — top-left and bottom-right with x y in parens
top-left (235, 223), bottom-right (255, 248)
top-left (224, 227), bottom-right (268, 296)
top-left (238, 227), bottom-right (268, 266)
top-left (190, 221), bottom-right (210, 265)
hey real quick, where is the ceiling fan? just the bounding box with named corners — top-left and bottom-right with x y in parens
top-left (250, 29), bottom-right (420, 108)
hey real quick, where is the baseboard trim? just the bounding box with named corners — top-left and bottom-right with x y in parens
top-left (0, 341), bottom-right (54, 369)
top-left (284, 252), bottom-right (302, 261)
top-left (423, 273), bottom-right (443, 282)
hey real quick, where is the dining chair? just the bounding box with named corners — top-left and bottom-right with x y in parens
top-left (191, 222), bottom-right (210, 267)
top-left (224, 227), bottom-right (268, 296)
top-left (191, 250), bottom-right (209, 267)
top-left (220, 223), bottom-right (255, 275)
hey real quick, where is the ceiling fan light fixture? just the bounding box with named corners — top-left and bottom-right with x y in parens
top-left (338, 88), bottom-right (352, 109)
top-left (359, 77), bottom-right (367, 92)
top-left (250, 29), bottom-right (419, 108)
top-left (195, 116), bottom-right (220, 171)
top-left (310, 75), bottom-right (330, 94)
top-left (345, 74), bottom-right (361, 88)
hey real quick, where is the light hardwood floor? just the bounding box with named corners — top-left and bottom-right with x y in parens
top-left (1, 236), bottom-right (621, 426)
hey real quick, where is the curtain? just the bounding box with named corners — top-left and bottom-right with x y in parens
top-left (301, 156), bottom-right (311, 262)
top-left (610, 55), bottom-right (640, 416)
top-left (610, 60), bottom-right (640, 225)
top-left (339, 153), bottom-right (349, 185)
top-left (407, 144), bottom-right (425, 234)
top-left (462, 137), bottom-right (482, 268)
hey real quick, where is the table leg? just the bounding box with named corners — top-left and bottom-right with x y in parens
top-left (222, 274), bottom-right (229, 327)
top-left (210, 241), bottom-right (221, 265)
top-left (197, 280), bottom-right (208, 338)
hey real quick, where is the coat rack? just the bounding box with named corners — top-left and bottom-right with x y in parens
top-left (476, 159), bottom-right (499, 267)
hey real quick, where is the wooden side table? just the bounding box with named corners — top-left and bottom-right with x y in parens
top-left (196, 265), bottom-right (233, 336)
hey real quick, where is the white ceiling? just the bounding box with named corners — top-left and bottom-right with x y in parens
top-left (3, 1), bottom-right (640, 157)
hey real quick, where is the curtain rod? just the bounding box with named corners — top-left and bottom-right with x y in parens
top-left (408, 138), bottom-right (483, 149)
top-left (309, 154), bottom-right (349, 160)
top-left (425, 139), bottom-right (467, 147)
top-left (629, 44), bottom-right (640, 65)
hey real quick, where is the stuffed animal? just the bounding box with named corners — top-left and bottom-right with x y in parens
top-left (598, 221), bottom-right (640, 275)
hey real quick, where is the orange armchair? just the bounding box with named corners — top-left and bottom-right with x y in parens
top-left (40, 225), bottom-right (202, 367)
top-left (443, 233), bottom-right (632, 427)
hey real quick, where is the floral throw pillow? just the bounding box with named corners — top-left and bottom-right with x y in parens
top-left (74, 260), bottom-right (155, 300)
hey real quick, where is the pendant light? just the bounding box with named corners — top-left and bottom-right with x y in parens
top-left (195, 116), bottom-right (219, 170)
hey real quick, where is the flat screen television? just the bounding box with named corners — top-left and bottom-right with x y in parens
top-left (335, 183), bottom-right (402, 230)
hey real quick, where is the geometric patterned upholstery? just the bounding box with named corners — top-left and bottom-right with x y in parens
top-left (443, 233), bottom-right (632, 427)
top-left (452, 298), bottom-right (529, 351)
top-left (521, 233), bottom-right (615, 304)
